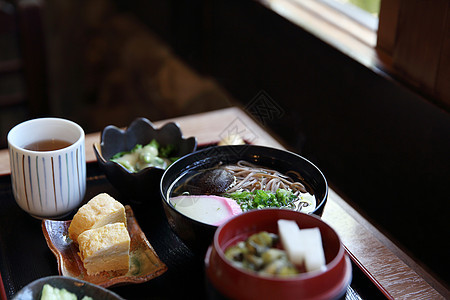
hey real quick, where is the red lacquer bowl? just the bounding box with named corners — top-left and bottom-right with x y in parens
top-left (205, 209), bottom-right (352, 300)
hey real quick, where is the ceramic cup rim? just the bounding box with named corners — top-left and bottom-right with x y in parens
top-left (7, 117), bottom-right (85, 154)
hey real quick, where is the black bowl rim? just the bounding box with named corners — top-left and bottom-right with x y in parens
top-left (12, 275), bottom-right (125, 300)
top-left (160, 144), bottom-right (328, 228)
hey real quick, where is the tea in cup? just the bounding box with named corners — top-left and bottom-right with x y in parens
top-left (7, 118), bottom-right (86, 219)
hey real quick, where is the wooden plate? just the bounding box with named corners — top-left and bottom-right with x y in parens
top-left (42, 205), bottom-right (167, 287)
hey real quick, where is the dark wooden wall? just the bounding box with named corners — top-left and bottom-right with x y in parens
top-left (116, 0), bottom-right (450, 284)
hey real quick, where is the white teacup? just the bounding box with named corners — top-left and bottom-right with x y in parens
top-left (7, 118), bottom-right (86, 219)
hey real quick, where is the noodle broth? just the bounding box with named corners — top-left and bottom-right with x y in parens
top-left (168, 160), bottom-right (317, 214)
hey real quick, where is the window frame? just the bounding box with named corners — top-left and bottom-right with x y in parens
top-left (259, 0), bottom-right (450, 111)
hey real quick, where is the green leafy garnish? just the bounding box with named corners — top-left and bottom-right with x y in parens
top-left (159, 143), bottom-right (175, 158)
top-left (224, 189), bottom-right (298, 212)
top-left (149, 139), bottom-right (159, 149)
top-left (111, 151), bottom-right (128, 160)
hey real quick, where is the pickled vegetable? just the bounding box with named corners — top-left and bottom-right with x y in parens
top-left (224, 231), bottom-right (299, 277)
top-left (110, 139), bottom-right (178, 172)
top-left (40, 284), bottom-right (93, 300)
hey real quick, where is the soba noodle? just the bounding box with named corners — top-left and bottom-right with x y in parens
top-left (222, 160), bottom-right (309, 196)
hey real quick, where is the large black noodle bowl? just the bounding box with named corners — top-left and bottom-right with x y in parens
top-left (160, 145), bottom-right (328, 254)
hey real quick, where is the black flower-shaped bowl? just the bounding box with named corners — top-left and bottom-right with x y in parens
top-left (93, 118), bottom-right (197, 202)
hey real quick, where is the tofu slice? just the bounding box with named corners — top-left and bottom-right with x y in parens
top-left (277, 219), bottom-right (326, 272)
top-left (77, 222), bottom-right (130, 275)
top-left (68, 193), bottom-right (126, 243)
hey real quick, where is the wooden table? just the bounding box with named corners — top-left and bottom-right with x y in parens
top-left (0, 107), bottom-right (447, 299)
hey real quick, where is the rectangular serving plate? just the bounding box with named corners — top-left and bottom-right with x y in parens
top-left (42, 205), bottom-right (167, 288)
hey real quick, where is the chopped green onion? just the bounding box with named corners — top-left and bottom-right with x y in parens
top-left (224, 189), bottom-right (298, 212)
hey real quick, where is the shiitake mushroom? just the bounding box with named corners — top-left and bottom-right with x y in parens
top-left (183, 168), bottom-right (235, 195)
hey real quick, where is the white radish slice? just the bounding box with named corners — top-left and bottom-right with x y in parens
top-left (278, 219), bottom-right (305, 265)
top-left (298, 227), bottom-right (326, 272)
top-left (170, 195), bottom-right (242, 226)
top-left (277, 219), bottom-right (326, 272)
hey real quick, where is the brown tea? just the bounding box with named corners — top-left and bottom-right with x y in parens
top-left (24, 139), bottom-right (72, 151)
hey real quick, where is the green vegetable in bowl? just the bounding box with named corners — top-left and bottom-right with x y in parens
top-left (41, 284), bottom-right (92, 300)
top-left (110, 139), bottom-right (179, 172)
top-left (224, 189), bottom-right (298, 212)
